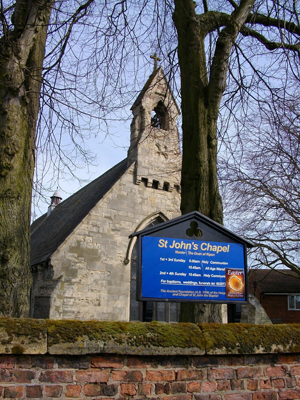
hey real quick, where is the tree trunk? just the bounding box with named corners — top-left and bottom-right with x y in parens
top-left (0, 0), bottom-right (53, 317)
top-left (173, 0), bottom-right (223, 323)
top-left (173, 0), bottom-right (254, 323)
top-left (173, 0), bottom-right (223, 223)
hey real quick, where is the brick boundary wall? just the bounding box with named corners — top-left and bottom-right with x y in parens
top-left (1, 318), bottom-right (300, 399)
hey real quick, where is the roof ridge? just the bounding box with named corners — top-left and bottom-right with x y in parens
top-left (31, 158), bottom-right (129, 266)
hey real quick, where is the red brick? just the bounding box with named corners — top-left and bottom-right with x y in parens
top-left (290, 366), bottom-right (300, 376)
top-left (155, 383), bottom-right (170, 395)
top-left (194, 395), bottom-right (222, 400)
top-left (225, 395), bottom-right (250, 400)
top-left (17, 355), bottom-right (54, 369)
top-left (99, 398), bottom-right (116, 400)
top-left (127, 356), bottom-right (157, 368)
top-left (202, 381), bottom-right (217, 392)
top-left (177, 369), bottom-right (206, 381)
top-left (0, 356), bottom-right (15, 369)
top-left (162, 356), bottom-right (189, 369)
top-left (146, 370), bottom-right (175, 382)
top-left (193, 356), bottom-right (220, 368)
top-left (286, 377), bottom-right (297, 387)
top-left (56, 356), bottom-right (90, 369)
top-left (218, 356), bottom-right (243, 367)
top-left (187, 381), bottom-right (201, 393)
top-left (91, 355), bottom-right (124, 368)
top-left (3, 386), bottom-right (23, 398)
top-left (111, 370), bottom-right (142, 382)
top-left (37, 356), bottom-right (55, 369)
top-left (83, 383), bottom-right (101, 396)
top-left (66, 384), bottom-right (82, 397)
top-left (231, 379), bottom-right (244, 390)
top-left (101, 384), bottom-right (118, 396)
top-left (277, 354), bottom-right (298, 364)
top-left (45, 385), bottom-right (63, 397)
top-left (259, 378), bottom-right (272, 389)
top-left (217, 380), bottom-right (231, 391)
top-left (265, 366), bottom-right (286, 377)
top-left (247, 379), bottom-right (258, 391)
top-left (26, 385), bottom-right (43, 398)
top-left (171, 382), bottom-right (186, 393)
top-left (76, 370), bottom-right (109, 383)
top-left (121, 383), bottom-right (137, 396)
top-left (139, 383), bottom-right (152, 395)
top-left (279, 390), bottom-right (300, 399)
top-left (245, 355), bottom-right (274, 366)
top-left (273, 378), bottom-right (285, 388)
top-left (0, 369), bottom-right (35, 383)
top-left (40, 370), bottom-right (73, 383)
top-left (237, 366), bottom-right (262, 379)
top-left (162, 396), bottom-right (192, 400)
top-left (253, 393), bottom-right (278, 400)
top-left (208, 368), bottom-right (234, 380)
top-left (99, 398), bottom-right (117, 400)
top-left (126, 357), bottom-right (143, 368)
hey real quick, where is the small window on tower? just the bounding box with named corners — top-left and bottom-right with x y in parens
top-left (152, 180), bottom-right (159, 189)
top-left (163, 182), bottom-right (170, 191)
top-left (151, 110), bottom-right (160, 128)
top-left (141, 178), bottom-right (148, 187)
top-left (151, 101), bottom-right (169, 130)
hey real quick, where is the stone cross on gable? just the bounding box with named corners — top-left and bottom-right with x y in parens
top-left (150, 53), bottom-right (161, 70)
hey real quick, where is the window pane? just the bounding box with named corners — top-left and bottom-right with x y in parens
top-left (170, 303), bottom-right (180, 322)
top-left (289, 296), bottom-right (295, 309)
top-left (296, 296), bottom-right (300, 309)
top-left (130, 246), bottom-right (139, 320)
top-left (157, 302), bottom-right (166, 321)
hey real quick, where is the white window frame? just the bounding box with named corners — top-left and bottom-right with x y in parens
top-left (288, 295), bottom-right (300, 310)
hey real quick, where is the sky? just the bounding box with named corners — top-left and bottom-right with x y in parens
top-left (31, 118), bottom-right (130, 220)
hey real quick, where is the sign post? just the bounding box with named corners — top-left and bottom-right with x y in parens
top-left (130, 212), bottom-right (253, 305)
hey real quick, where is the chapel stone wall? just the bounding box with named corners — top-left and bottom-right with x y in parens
top-left (31, 67), bottom-right (182, 322)
top-left (47, 163), bottom-right (181, 321)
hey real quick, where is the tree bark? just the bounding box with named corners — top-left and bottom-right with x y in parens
top-left (173, 0), bottom-right (223, 223)
top-left (0, 0), bottom-right (53, 317)
top-left (173, 0), bottom-right (254, 323)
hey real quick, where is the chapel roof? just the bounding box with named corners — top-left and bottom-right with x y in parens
top-left (249, 269), bottom-right (300, 294)
top-left (31, 158), bottom-right (129, 266)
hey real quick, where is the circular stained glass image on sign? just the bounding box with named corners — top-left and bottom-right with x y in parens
top-left (225, 268), bottom-right (245, 299)
top-left (228, 275), bottom-right (244, 292)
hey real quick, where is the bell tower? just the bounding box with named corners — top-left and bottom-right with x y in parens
top-left (127, 65), bottom-right (181, 192)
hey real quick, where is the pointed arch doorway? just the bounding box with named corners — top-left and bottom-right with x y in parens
top-left (129, 213), bottom-right (180, 322)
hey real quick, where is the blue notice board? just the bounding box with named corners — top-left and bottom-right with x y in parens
top-left (141, 236), bottom-right (246, 302)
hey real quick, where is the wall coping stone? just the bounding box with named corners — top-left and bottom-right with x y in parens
top-left (1, 318), bottom-right (300, 356)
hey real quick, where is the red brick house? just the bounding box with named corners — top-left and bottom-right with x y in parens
top-left (249, 269), bottom-right (300, 324)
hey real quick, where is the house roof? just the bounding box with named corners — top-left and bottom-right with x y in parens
top-left (31, 158), bottom-right (129, 266)
top-left (249, 269), bottom-right (300, 294)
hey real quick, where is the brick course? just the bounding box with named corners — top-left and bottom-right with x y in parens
top-left (0, 353), bottom-right (300, 399)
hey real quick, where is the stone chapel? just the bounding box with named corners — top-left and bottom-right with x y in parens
top-left (30, 67), bottom-right (182, 322)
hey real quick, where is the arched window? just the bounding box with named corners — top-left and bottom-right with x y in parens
top-left (151, 101), bottom-right (169, 130)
